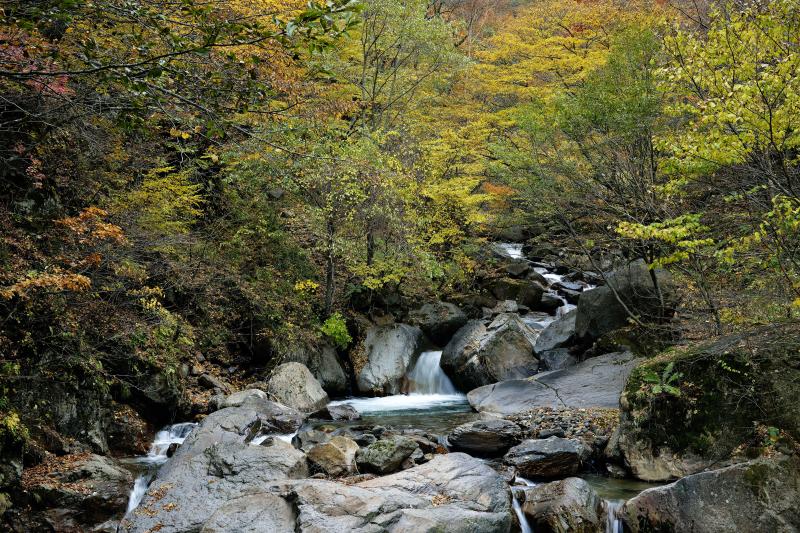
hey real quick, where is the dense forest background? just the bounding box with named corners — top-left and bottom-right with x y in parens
top-left (1, 0), bottom-right (799, 510)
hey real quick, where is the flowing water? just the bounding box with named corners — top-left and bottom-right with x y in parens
top-left (325, 350), bottom-right (475, 433)
top-left (496, 242), bottom-right (524, 259)
top-left (125, 422), bottom-right (197, 514)
top-left (511, 476), bottom-right (536, 533)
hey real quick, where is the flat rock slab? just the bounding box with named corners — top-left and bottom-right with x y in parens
top-left (468, 351), bottom-right (640, 415)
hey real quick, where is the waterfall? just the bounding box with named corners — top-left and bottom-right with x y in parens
top-left (512, 476), bottom-right (536, 533)
top-left (406, 350), bottom-right (458, 395)
top-left (605, 499), bottom-right (624, 533)
top-left (126, 422), bottom-right (197, 514)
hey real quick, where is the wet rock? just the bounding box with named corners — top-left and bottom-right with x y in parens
top-left (21, 454), bottom-right (133, 531)
top-left (307, 436), bottom-right (360, 477)
top-left (490, 278), bottom-right (544, 308)
top-left (408, 301), bottom-right (468, 345)
top-left (266, 362), bottom-right (329, 413)
top-left (575, 260), bottom-right (677, 340)
top-left (468, 351), bottom-right (640, 415)
top-left (326, 403), bottom-right (361, 421)
top-left (441, 314), bottom-right (540, 391)
top-left (186, 401), bottom-right (304, 454)
top-left (356, 436), bottom-right (419, 475)
top-left (200, 493), bottom-right (296, 532)
top-left (518, 477), bottom-right (603, 533)
top-left (533, 309), bottom-right (576, 355)
top-left (504, 437), bottom-right (591, 478)
top-left (356, 324), bottom-right (423, 395)
top-left (538, 293), bottom-right (564, 314)
top-left (538, 349), bottom-right (578, 371)
top-left (447, 419), bottom-right (523, 455)
top-left (623, 455), bottom-right (800, 533)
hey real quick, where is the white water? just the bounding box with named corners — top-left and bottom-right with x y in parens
top-left (512, 476), bottom-right (536, 533)
top-left (495, 242), bottom-right (524, 259)
top-left (251, 430), bottom-right (298, 446)
top-left (406, 350), bottom-right (458, 395)
top-left (125, 422), bottom-right (197, 514)
top-left (329, 350), bottom-right (465, 414)
top-left (605, 499), bottom-right (624, 533)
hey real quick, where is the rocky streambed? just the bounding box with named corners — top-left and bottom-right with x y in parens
top-left (17, 245), bottom-right (799, 532)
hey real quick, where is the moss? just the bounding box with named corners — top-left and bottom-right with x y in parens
top-left (623, 321), bottom-right (800, 458)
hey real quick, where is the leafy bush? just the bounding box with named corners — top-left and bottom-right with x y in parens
top-left (320, 313), bottom-right (352, 349)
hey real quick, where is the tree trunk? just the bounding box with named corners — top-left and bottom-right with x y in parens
top-left (324, 219), bottom-right (336, 315)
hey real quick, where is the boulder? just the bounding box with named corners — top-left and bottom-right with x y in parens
top-left (283, 343), bottom-right (348, 395)
top-left (356, 324), bottom-right (423, 395)
top-left (489, 278), bottom-right (544, 308)
top-left (356, 436), bottom-right (419, 475)
top-left (122, 437), bottom-right (307, 532)
top-left (538, 349), bottom-right (578, 371)
top-left (504, 437), bottom-right (591, 478)
top-left (180, 401), bottom-right (303, 456)
top-left (308, 436), bottom-right (360, 477)
top-left (266, 362), bottom-right (329, 413)
top-left (468, 351), bottom-right (639, 415)
top-left (447, 419), bottom-right (523, 455)
top-left (533, 309), bottom-right (576, 355)
top-left (217, 388), bottom-right (268, 410)
top-left (292, 453), bottom-right (512, 532)
top-left (575, 260), bottom-right (677, 340)
top-left (504, 260), bottom-right (532, 278)
top-left (200, 493), bottom-right (296, 533)
top-left (326, 403), bottom-right (361, 421)
top-left (408, 301), bottom-right (468, 345)
top-left (441, 314), bottom-right (540, 391)
top-left (622, 455), bottom-right (800, 533)
top-left (538, 293), bottom-right (564, 314)
top-left (21, 454), bottom-right (133, 531)
top-left (517, 477), bottom-right (604, 533)
top-left (292, 429), bottom-right (332, 452)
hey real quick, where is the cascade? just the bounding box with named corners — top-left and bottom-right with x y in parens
top-left (605, 499), bottom-right (624, 533)
top-left (406, 350), bottom-right (458, 395)
top-left (511, 476), bottom-right (536, 533)
top-left (125, 422), bottom-right (197, 514)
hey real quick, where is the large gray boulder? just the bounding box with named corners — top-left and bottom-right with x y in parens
top-left (128, 452), bottom-right (510, 533)
top-left (356, 436), bottom-right (419, 475)
top-left (200, 493), bottom-right (296, 533)
top-left (316, 453), bottom-right (511, 531)
top-left (266, 362), bottom-right (329, 413)
top-left (575, 260), bottom-right (677, 340)
top-left (357, 324), bottom-right (423, 395)
top-left (622, 455), bottom-right (800, 532)
top-left (468, 351), bottom-right (639, 415)
top-left (517, 477), bottom-right (604, 533)
top-left (441, 314), bottom-right (540, 391)
top-left (408, 301), bottom-right (468, 345)
top-left (533, 309), bottom-right (576, 355)
top-left (122, 434), bottom-right (307, 532)
top-left (504, 437), bottom-right (591, 478)
top-left (447, 419), bottom-right (523, 455)
top-left (283, 343), bottom-right (348, 395)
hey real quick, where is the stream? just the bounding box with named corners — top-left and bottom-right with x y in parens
top-left (123, 243), bottom-right (655, 530)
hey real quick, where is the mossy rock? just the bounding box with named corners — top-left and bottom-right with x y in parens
top-left (622, 321), bottom-right (800, 460)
